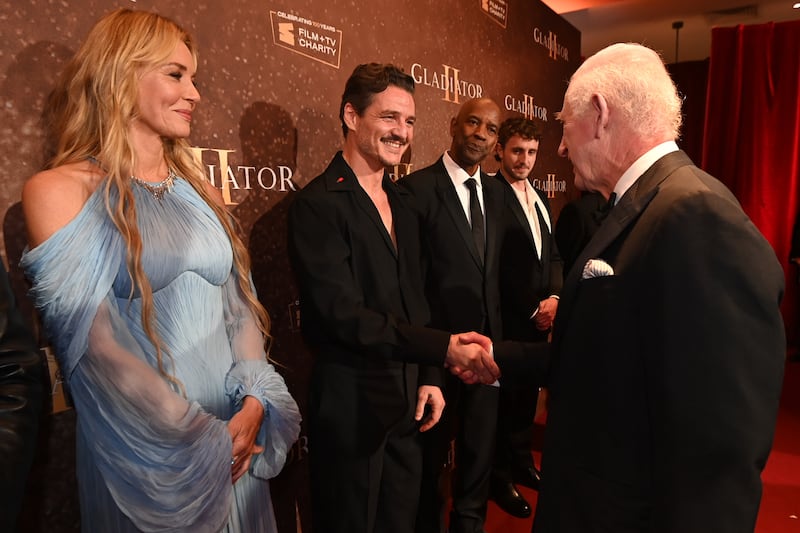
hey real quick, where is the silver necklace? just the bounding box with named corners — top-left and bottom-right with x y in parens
top-left (130, 169), bottom-right (177, 200)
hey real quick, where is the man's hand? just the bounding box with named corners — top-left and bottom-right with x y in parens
top-left (534, 296), bottom-right (559, 331)
top-left (445, 332), bottom-right (500, 385)
top-left (415, 385), bottom-right (445, 432)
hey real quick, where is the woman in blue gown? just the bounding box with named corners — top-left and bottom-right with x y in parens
top-left (20, 9), bottom-right (300, 532)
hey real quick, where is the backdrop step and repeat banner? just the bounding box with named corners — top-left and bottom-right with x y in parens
top-left (0, 1), bottom-right (580, 530)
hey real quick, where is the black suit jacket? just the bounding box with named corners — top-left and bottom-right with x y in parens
top-left (534, 150), bottom-right (786, 533)
top-left (402, 158), bottom-right (547, 374)
top-left (496, 172), bottom-right (562, 342)
top-left (402, 159), bottom-right (504, 336)
top-left (553, 191), bottom-right (606, 278)
top-left (0, 260), bottom-right (42, 532)
top-left (288, 152), bottom-right (449, 445)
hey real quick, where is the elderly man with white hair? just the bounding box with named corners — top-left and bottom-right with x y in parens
top-left (533, 43), bottom-right (785, 533)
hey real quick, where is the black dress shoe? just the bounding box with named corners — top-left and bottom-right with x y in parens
top-left (512, 465), bottom-right (542, 491)
top-left (490, 481), bottom-right (531, 518)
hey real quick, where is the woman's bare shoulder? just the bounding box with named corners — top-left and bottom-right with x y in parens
top-left (23, 160), bottom-right (106, 248)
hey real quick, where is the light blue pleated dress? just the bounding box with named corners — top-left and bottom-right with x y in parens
top-left (21, 177), bottom-right (301, 533)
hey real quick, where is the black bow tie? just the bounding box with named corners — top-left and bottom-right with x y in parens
top-left (594, 193), bottom-right (617, 223)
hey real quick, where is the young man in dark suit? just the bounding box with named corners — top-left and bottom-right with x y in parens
top-left (490, 117), bottom-right (562, 518)
top-left (532, 43), bottom-right (786, 533)
top-left (288, 64), bottom-right (500, 533)
top-left (403, 98), bottom-right (550, 533)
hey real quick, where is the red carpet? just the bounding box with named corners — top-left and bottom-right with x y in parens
top-left (483, 361), bottom-right (800, 532)
top-left (757, 361), bottom-right (800, 532)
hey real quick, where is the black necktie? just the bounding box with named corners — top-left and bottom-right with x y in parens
top-left (465, 178), bottom-right (485, 262)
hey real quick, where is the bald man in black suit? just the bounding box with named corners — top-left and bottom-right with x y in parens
top-left (403, 99), bottom-right (549, 533)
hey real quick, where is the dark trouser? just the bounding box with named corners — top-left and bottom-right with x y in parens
top-left (493, 381), bottom-right (539, 485)
top-left (417, 377), bottom-right (500, 533)
top-left (310, 363), bottom-right (423, 533)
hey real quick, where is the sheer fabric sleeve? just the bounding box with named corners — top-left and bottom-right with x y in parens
top-left (74, 297), bottom-right (233, 532)
top-left (222, 273), bottom-right (301, 480)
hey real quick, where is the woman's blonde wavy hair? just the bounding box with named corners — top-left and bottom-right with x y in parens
top-left (45, 8), bottom-right (271, 394)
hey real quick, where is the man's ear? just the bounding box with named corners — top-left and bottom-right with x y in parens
top-left (590, 93), bottom-right (610, 138)
top-left (343, 102), bottom-right (359, 133)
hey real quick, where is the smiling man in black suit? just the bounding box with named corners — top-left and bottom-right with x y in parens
top-left (288, 64), bottom-right (500, 533)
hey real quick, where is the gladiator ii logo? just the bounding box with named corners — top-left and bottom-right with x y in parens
top-left (532, 173), bottom-right (567, 199)
top-left (533, 28), bottom-right (569, 62)
top-left (190, 147), bottom-right (297, 206)
top-left (411, 62), bottom-right (484, 104)
top-left (504, 93), bottom-right (548, 122)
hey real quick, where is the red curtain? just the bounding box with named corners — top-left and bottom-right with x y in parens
top-left (668, 60), bottom-right (709, 166)
top-left (703, 20), bottom-right (800, 355)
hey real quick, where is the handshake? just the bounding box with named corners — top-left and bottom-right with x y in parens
top-left (445, 332), bottom-right (500, 385)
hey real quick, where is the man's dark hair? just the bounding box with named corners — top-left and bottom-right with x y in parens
top-left (339, 63), bottom-right (415, 137)
top-left (494, 116), bottom-right (542, 161)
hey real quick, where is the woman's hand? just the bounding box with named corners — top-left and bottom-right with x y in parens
top-left (228, 395), bottom-right (265, 483)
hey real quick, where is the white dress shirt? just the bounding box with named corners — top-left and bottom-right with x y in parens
top-left (613, 141), bottom-right (679, 205)
top-left (442, 151), bottom-right (484, 224)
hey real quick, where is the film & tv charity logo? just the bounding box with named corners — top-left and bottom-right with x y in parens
top-left (411, 62), bottom-right (484, 104)
top-left (270, 10), bottom-right (342, 68)
top-left (480, 0), bottom-right (507, 28)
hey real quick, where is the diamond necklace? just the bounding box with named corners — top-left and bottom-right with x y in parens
top-left (130, 169), bottom-right (177, 200)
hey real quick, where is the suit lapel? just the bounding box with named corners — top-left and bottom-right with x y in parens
top-left (552, 151), bottom-right (693, 347)
top-left (551, 186), bottom-right (656, 347)
top-left (483, 174), bottom-right (505, 273)
top-left (499, 174), bottom-right (538, 252)
top-left (325, 155), bottom-right (397, 258)
top-left (435, 166), bottom-right (484, 270)
top-left (390, 184), bottom-right (415, 258)
top-left (534, 203), bottom-right (549, 265)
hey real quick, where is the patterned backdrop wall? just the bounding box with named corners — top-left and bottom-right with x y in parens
top-left (0, 0), bottom-right (580, 530)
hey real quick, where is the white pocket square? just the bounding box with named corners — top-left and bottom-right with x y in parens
top-left (582, 259), bottom-right (614, 279)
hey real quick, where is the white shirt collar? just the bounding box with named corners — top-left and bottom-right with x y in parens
top-left (613, 140), bottom-right (679, 204)
top-left (443, 150), bottom-right (482, 187)
top-left (505, 177), bottom-right (551, 233)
